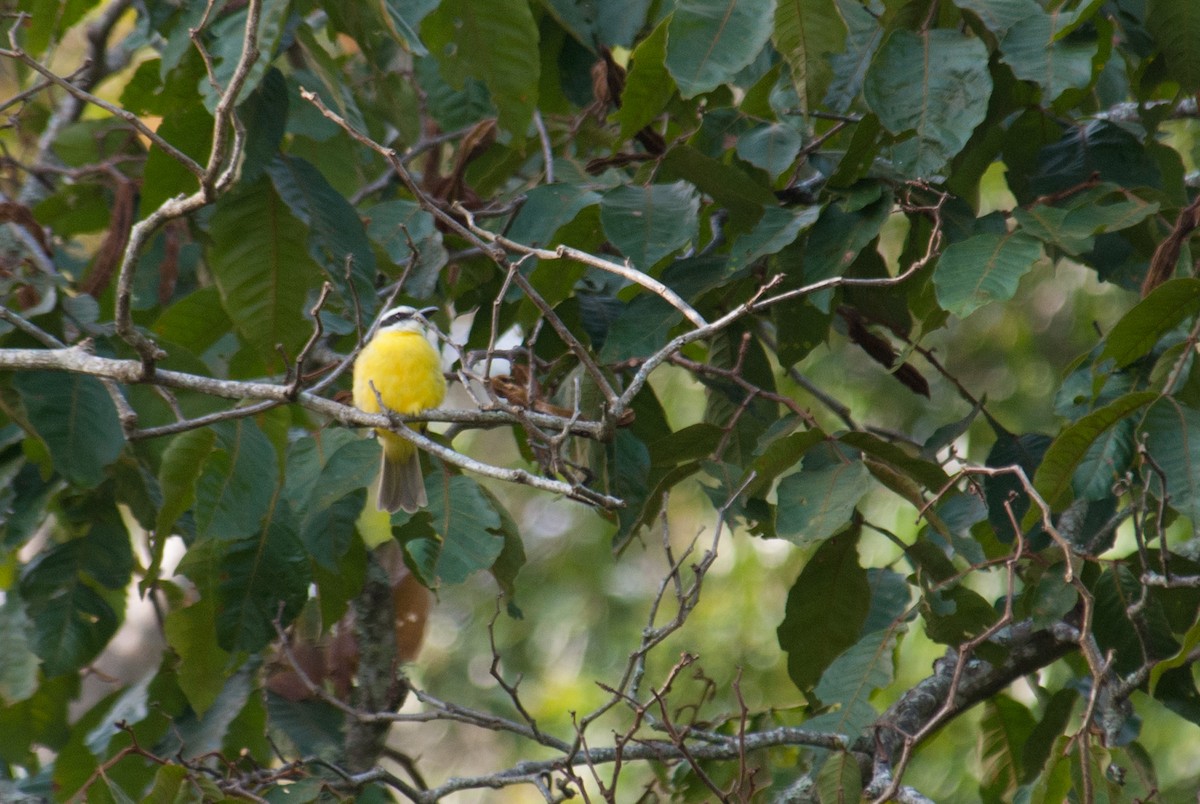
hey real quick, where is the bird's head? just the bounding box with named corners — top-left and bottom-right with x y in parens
top-left (377, 305), bottom-right (439, 335)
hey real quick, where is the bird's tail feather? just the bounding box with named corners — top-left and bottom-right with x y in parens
top-left (378, 449), bottom-right (426, 513)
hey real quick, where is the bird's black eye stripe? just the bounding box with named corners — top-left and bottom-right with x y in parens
top-left (382, 309), bottom-right (414, 327)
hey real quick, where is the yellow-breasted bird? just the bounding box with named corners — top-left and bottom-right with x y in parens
top-left (352, 305), bottom-right (446, 513)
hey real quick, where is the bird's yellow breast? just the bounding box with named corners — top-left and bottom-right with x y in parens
top-left (353, 330), bottom-right (446, 459)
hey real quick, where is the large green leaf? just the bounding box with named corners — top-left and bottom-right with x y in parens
top-left (208, 177), bottom-right (324, 368)
top-left (776, 458), bottom-right (872, 545)
top-left (507, 184), bottom-right (602, 249)
top-left (1141, 398), bottom-right (1200, 527)
top-left (216, 512), bottom-right (312, 653)
top-left (1100, 278), bottom-right (1200, 369)
top-left (599, 181), bottom-right (700, 269)
top-left (421, 0), bottom-right (540, 135)
top-left (773, 0), bottom-right (847, 111)
top-left (805, 629), bottom-right (896, 738)
top-left (660, 145), bottom-right (776, 235)
top-left (14, 371), bottom-right (124, 489)
top-left (933, 231), bottom-right (1044, 318)
top-left (727, 204), bottom-right (820, 273)
top-left (156, 427), bottom-right (216, 537)
top-left (824, 0), bottom-right (883, 113)
top-left (777, 528), bottom-right (869, 692)
top-left (735, 123), bottom-right (803, 180)
top-left (19, 510), bottom-right (133, 677)
top-left (164, 590), bottom-right (230, 718)
top-left (284, 435), bottom-right (377, 569)
top-left (664, 0), bottom-right (775, 98)
top-left (0, 598), bottom-right (39, 704)
top-left (194, 420), bottom-right (279, 542)
top-left (265, 154), bottom-right (376, 315)
top-left (952, 0), bottom-right (1039, 36)
top-left (863, 29), bottom-right (992, 177)
top-left (140, 101), bottom-right (213, 217)
top-left (199, 0), bottom-right (291, 109)
top-left (616, 19), bottom-right (675, 139)
top-left (998, 6), bottom-right (1098, 102)
top-left (979, 695), bottom-right (1036, 799)
top-left (406, 473), bottom-right (505, 585)
top-left (365, 199), bottom-right (449, 299)
top-left (1033, 391), bottom-right (1156, 510)
top-left (1146, 0), bottom-right (1200, 91)
top-left (152, 287), bottom-right (232, 357)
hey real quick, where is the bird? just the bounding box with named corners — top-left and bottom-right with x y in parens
top-left (352, 305), bottom-right (446, 513)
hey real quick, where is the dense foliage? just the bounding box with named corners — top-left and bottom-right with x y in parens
top-left (3, 0), bottom-right (1200, 800)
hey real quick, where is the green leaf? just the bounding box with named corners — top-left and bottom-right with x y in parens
top-left (14, 371), bottom-right (124, 489)
top-left (406, 473), bottom-right (505, 585)
top-left (660, 145), bottom-right (775, 235)
top-left (194, 420), bottom-right (279, 542)
top-left (816, 751), bottom-right (862, 803)
top-left (617, 19), bottom-right (674, 139)
top-left (365, 199), bottom-right (449, 299)
top-left (998, 7), bottom-right (1098, 102)
top-left (807, 629), bottom-right (896, 738)
top-left (208, 177), bottom-right (324, 368)
top-left (600, 181), bottom-right (700, 268)
top-left (1141, 398), bottom-right (1200, 527)
top-left (422, 0), bottom-right (540, 135)
top-left (727, 205), bottom-right (820, 273)
top-left (985, 432), bottom-right (1051, 543)
top-left (665, 0), bottom-right (775, 98)
top-left (153, 287), bottom-right (232, 357)
top-left (237, 67), bottom-right (288, 184)
top-left (933, 231), bottom-right (1044, 318)
top-left (1146, 0), bottom-right (1200, 91)
top-left (952, 0), bottom-right (1040, 37)
top-left (382, 0), bottom-right (432, 55)
top-left (0, 598), bottom-right (39, 704)
top-left (285, 436), bottom-right (377, 569)
top-left (776, 459), bottom-right (872, 545)
top-left (156, 427), bottom-right (216, 537)
top-left (735, 123), bottom-right (803, 179)
top-left (863, 29), bottom-right (992, 177)
top-left (265, 154), bottom-right (376, 314)
top-left (773, 0), bottom-right (847, 112)
top-left (20, 546), bottom-right (120, 677)
top-left (164, 591), bottom-right (230, 717)
top-left (777, 528), bottom-right (869, 692)
top-left (1033, 392), bottom-right (1156, 510)
top-left (825, 0), bottom-right (883, 113)
top-left (216, 513), bottom-right (311, 653)
top-left (922, 583), bottom-right (1000, 646)
top-left (980, 695), bottom-right (1036, 799)
top-left (507, 184), bottom-right (602, 249)
top-left (199, 0), bottom-right (291, 109)
top-left (139, 101), bottom-right (213, 217)
top-left (1100, 278), bottom-right (1200, 369)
